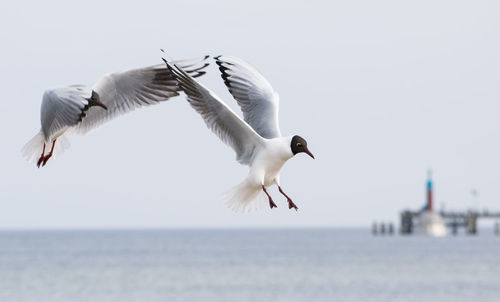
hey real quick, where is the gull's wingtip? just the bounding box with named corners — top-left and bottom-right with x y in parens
top-left (214, 55), bottom-right (236, 66)
top-left (161, 56), bottom-right (175, 68)
top-left (160, 49), bottom-right (174, 63)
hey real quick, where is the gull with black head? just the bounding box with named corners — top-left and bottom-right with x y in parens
top-left (163, 55), bottom-right (314, 212)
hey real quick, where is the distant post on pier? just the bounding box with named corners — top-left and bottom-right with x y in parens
top-left (451, 221), bottom-right (458, 235)
top-left (466, 212), bottom-right (478, 235)
top-left (388, 223), bottom-right (394, 235)
top-left (380, 223), bottom-right (386, 235)
top-left (372, 222), bottom-right (378, 235)
top-left (495, 222), bottom-right (500, 236)
top-left (400, 211), bottom-right (414, 234)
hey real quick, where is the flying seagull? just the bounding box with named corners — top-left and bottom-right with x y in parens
top-left (163, 56), bottom-right (314, 212)
top-left (22, 56), bottom-right (209, 167)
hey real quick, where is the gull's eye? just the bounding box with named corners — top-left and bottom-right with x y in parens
top-left (297, 143), bottom-right (302, 148)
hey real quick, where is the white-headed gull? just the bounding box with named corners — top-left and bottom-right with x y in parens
top-left (22, 57), bottom-right (209, 167)
top-left (163, 56), bottom-right (314, 212)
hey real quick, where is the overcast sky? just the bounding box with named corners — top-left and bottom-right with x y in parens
top-left (1, 0), bottom-right (499, 229)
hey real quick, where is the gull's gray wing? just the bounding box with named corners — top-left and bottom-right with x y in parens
top-left (74, 57), bottom-right (209, 133)
top-left (163, 59), bottom-right (265, 166)
top-left (40, 85), bottom-right (93, 140)
top-left (215, 56), bottom-right (281, 139)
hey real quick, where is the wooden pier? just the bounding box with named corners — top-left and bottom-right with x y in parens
top-left (400, 209), bottom-right (500, 235)
top-left (375, 172), bottom-right (500, 236)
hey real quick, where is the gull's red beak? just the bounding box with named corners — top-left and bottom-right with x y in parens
top-left (97, 103), bottom-right (108, 110)
top-left (305, 149), bottom-right (315, 159)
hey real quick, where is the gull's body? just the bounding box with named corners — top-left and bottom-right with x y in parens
top-left (250, 136), bottom-right (293, 187)
top-left (164, 56), bottom-right (314, 212)
top-left (22, 57), bottom-right (209, 167)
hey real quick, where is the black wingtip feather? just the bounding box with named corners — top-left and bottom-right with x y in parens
top-left (217, 65), bottom-right (232, 87)
top-left (192, 71), bottom-right (206, 78)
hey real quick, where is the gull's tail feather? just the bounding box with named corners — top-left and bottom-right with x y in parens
top-left (21, 132), bottom-right (70, 164)
top-left (21, 131), bottom-right (45, 163)
top-left (53, 135), bottom-right (71, 158)
top-left (223, 179), bottom-right (267, 212)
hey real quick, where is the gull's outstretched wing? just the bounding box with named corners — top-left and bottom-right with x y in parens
top-left (40, 85), bottom-right (93, 140)
top-left (164, 58), bottom-right (265, 166)
top-left (215, 56), bottom-right (281, 139)
top-left (75, 57), bottom-right (209, 133)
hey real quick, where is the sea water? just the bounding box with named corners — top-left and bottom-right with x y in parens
top-left (0, 229), bottom-right (499, 302)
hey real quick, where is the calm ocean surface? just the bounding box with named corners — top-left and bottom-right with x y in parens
top-left (0, 229), bottom-right (499, 302)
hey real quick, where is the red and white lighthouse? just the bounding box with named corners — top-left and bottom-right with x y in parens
top-left (426, 170), bottom-right (433, 212)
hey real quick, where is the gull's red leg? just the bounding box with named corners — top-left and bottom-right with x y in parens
top-left (278, 186), bottom-right (298, 211)
top-left (42, 140), bottom-right (56, 167)
top-left (262, 186), bottom-right (277, 209)
top-left (37, 143), bottom-right (46, 168)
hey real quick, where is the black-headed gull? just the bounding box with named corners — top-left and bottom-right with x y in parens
top-left (22, 57), bottom-right (209, 167)
top-left (163, 56), bottom-right (314, 212)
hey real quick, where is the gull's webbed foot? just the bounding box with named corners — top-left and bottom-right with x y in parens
top-left (262, 186), bottom-right (277, 209)
top-left (278, 186), bottom-right (299, 211)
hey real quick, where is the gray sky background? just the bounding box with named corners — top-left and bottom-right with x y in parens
top-left (1, 0), bottom-right (499, 229)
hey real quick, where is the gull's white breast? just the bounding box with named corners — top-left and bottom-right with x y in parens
top-left (250, 137), bottom-right (294, 186)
